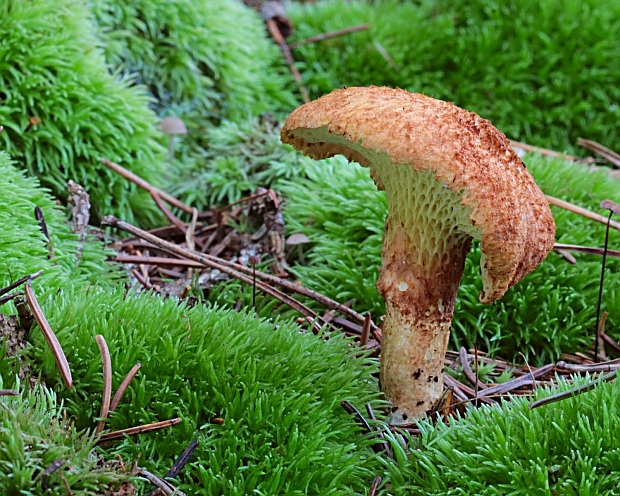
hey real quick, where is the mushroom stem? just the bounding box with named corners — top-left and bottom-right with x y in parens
top-left (379, 224), bottom-right (470, 423)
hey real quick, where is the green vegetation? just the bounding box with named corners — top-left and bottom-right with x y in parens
top-left (0, 380), bottom-right (131, 495)
top-left (1, 0), bottom-right (619, 493)
top-left (383, 377), bottom-right (620, 495)
top-left (170, 116), bottom-right (314, 208)
top-left (90, 0), bottom-right (298, 163)
top-left (288, 0), bottom-right (620, 154)
top-left (0, 0), bottom-right (165, 226)
top-left (0, 151), bottom-right (118, 291)
top-left (281, 153), bottom-right (620, 365)
top-left (30, 286), bottom-right (385, 495)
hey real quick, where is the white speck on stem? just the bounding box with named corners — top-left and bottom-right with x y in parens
top-left (397, 282), bottom-right (409, 292)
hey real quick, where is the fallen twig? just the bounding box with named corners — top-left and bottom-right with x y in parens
top-left (146, 437), bottom-right (199, 496)
top-left (529, 369), bottom-right (617, 410)
top-left (553, 243), bottom-right (620, 259)
top-left (103, 216), bottom-right (381, 339)
top-left (262, 2), bottom-right (309, 102)
top-left (98, 417), bottom-right (182, 443)
top-left (545, 195), bottom-right (620, 232)
top-left (289, 24), bottom-right (369, 48)
top-left (101, 158), bottom-right (194, 214)
top-left (509, 140), bottom-right (593, 163)
top-left (578, 138), bottom-right (620, 168)
top-left (138, 468), bottom-right (186, 496)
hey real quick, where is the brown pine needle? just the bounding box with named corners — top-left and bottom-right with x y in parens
top-left (110, 363), bottom-right (142, 412)
top-left (0, 389), bottom-right (18, 396)
top-left (97, 417), bottom-right (182, 443)
top-left (546, 195), bottom-right (620, 232)
top-left (25, 280), bottom-right (72, 389)
top-left (553, 243), bottom-right (620, 259)
top-left (101, 158), bottom-right (194, 214)
top-left (529, 369), bottom-right (617, 410)
top-left (95, 335), bottom-right (113, 434)
top-left (0, 269), bottom-right (44, 298)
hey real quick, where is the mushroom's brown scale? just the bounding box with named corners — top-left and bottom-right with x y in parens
top-left (281, 86), bottom-right (555, 423)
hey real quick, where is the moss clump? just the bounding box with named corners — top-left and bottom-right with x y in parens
top-left (0, 151), bottom-right (119, 291)
top-left (0, 0), bottom-right (165, 225)
top-left (90, 0), bottom-right (298, 161)
top-left (281, 154), bottom-right (620, 364)
top-left (170, 116), bottom-right (313, 208)
top-left (383, 377), bottom-right (620, 494)
top-left (288, 0), bottom-right (620, 154)
top-left (0, 380), bottom-right (132, 495)
top-left (31, 286), bottom-right (385, 494)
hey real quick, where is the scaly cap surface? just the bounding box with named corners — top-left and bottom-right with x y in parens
top-left (281, 86), bottom-right (555, 302)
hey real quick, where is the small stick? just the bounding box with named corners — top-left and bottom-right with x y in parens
top-left (138, 469), bottom-right (186, 496)
top-left (553, 243), bottom-right (620, 259)
top-left (264, 19), bottom-right (309, 102)
top-left (0, 291), bottom-right (22, 306)
top-left (577, 138), bottom-right (620, 168)
top-left (25, 281), bottom-right (72, 389)
top-left (601, 333), bottom-right (620, 354)
top-left (114, 255), bottom-right (203, 268)
top-left (593, 203), bottom-right (614, 363)
top-left (368, 476), bottom-right (382, 496)
top-left (556, 358), bottom-right (620, 373)
top-left (340, 400), bottom-right (373, 434)
top-left (131, 269), bottom-right (157, 291)
top-left (150, 191), bottom-right (187, 234)
top-left (0, 270), bottom-right (44, 298)
top-left (103, 217), bottom-right (381, 337)
top-left (509, 140), bottom-right (590, 163)
top-left (459, 347), bottom-right (486, 391)
top-left (545, 195), bottom-right (620, 232)
top-left (110, 363), bottom-right (142, 413)
top-left (528, 370), bottom-right (617, 410)
top-left (365, 403), bottom-right (393, 458)
top-left (218, 189), bottom-right (276, 214)
top-left (146, 438), bottom-right (199, 496)
top-left (359, 313), bottom-right (372, 347)
top-left (0, 389), bottom-right (18, 396)
top-left (289, 24), bottom-right (369, 48)
top-left (97, 417), bottom-right (182, 443)
top-left (101, 158), bottom-right (194, 214)
top-left (95, 335), bottom-right (112, 434)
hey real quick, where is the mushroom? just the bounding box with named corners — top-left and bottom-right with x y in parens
top-left (281, 86), bottom-right (555, 424)
top-left (160, 116), bottom-right (187, 165)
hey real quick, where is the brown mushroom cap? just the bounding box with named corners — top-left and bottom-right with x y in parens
top-left (281, 86), bottom-right (555, 302)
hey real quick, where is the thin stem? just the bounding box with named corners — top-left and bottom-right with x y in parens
top-left (594, 210), bottom-right (613, 363)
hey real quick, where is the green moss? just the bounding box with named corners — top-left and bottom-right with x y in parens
top-left (281, 154), bottom-right (620, 364)
top-left (0, 379), bottom-right (132, 495)
top-left (170, 116), bottom-right (313, 208)
top-left (90, 0), bottom-right (298, 154)
top-left (0, 151), bottom-right (119, 290)
top-left (0, 0), bottom-right (165, 225)
top-left (288, 0), bottom-right (620, 154)
top-left (31, 286), bottom-right (385, 494)
top-left (383, 377), bottom-right (620, 494)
